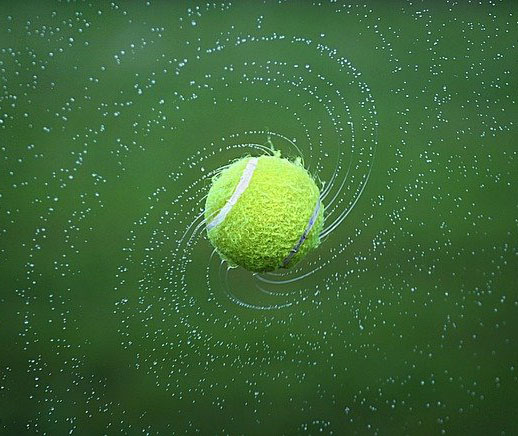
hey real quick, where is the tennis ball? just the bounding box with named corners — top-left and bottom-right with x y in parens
top-left (205, 151), bottom-right (324, 272)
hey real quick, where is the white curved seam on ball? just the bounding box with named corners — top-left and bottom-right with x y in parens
top-left (281, 198), bottom-right (321, 267)
top-left (207, 157), bottom-right (258, 231)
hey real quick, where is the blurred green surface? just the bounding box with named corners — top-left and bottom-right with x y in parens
top-left (1, 1), bottom-right (517, 434)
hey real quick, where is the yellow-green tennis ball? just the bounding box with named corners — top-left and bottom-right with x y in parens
top-left (205, 153), bottom-right (324, 273)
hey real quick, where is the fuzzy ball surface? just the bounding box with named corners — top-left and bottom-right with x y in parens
top-left (205, 153), bottom-right (324, 272)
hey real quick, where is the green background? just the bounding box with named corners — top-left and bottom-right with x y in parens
top-left (1, 1), bottom-right (517, 434)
